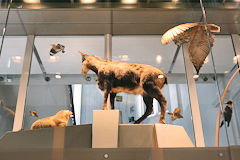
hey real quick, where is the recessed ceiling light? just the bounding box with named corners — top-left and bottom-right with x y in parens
top-left (193, 74), bottom-right (199, 79)
top-left (120, 55), bottom-right (130, 61)
top-left (48, 56), bottom-right (58, 63)
top-left (122, 0), bottom-right (137, 4)
top-left (80, 0), bottom-right (96, 4)
top-left (172, 0), bottom-right (179, 2)
top-left (12, 56), bottom-right (22, 63)
top-left (55, 73), bottom-right (62, 79)
top-left (224, 71), bottom-right (229, 74)
top-left (156, 55), bottom-right (162, 64)
top-left (23, 0), bottom-right (40, 3)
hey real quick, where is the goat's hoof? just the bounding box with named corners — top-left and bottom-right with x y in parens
top-left (159, 120), bottom-right (165, 124)
top-left (133, 121), bottom-right (140, 124)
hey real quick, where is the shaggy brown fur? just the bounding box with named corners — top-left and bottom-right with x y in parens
top-left (30, 110), bottom-right (72, 130)
top-left (80, 52), bottom-right (168, 124)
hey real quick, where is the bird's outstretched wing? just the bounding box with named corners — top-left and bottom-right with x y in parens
top-left (161, 23), bottom-right (201, 45)
top-left (188, 27), bottom-right (215, 74)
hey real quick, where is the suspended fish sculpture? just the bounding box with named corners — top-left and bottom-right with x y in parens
top-left (161, 22), bottom-right (220, 74)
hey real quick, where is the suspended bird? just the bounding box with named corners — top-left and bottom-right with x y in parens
top-left (49, 44), bottom-right (65, 56)
top-left (220, 100), bottom-right (233, 128)
top-left (161, 22), bottom-right (220, 74)
top-left (29, 110), bottom-right (39, 118)
top-left (168, 107), bottom-right (183, 121)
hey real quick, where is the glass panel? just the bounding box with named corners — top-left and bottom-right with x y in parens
top-left (112, 35), bottom-right (196, 145)
top-left (0, 6), bottom-right (27, 136)
top-left (23, 36), bottom-right (104, 130)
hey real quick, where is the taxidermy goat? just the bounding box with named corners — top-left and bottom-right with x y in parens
top-left (220, 100), bottom-right (233, 128)
top-left (161, 22), bottom-right (220, 74)
top-left (49, 44), bottom-right (65, 56)
top-left (80, 52), bottom-right (168, 124)
top-left (30, 110), bottom-right (72, 130)
top-left (167, 107), bottom-right (183, 121)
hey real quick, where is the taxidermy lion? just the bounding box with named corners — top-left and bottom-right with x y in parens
top-left (30, 110), bottom-right (73, 130)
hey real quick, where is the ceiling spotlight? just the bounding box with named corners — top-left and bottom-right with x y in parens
top-left (122, 0), bottom-right (137, 4)
top-left (55, 73), bottom-right (62, 79)
top-left (224, 71), bottom-right (229, 74)
top-left (48, 56), bottom-right (58, 63)
top-left (12, 56), bottom-right (22, 63)
top-left (156, 55), bottom-right (162, 64)
top-left (193, 74), bottom-right (199, 79)
top-left (233, 55), bottom-right (240, 64)
top-left (80, 0), bottom-right (96, 4)
top-left (23, 0), bottom-right (40, 4)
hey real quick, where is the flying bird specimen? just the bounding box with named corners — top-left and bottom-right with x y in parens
top-left (220, 100), bottom-right (233, 128)
top-left (29, 110), bottom-right (39, 118)
top-left (49, 44), bottom-right (65, 56)
top-left (2, 106), bottom-right (15, 116)
top-left (0, 100), bottom-right (15, 116)
top-left (167, 107), bottom-right (183, 121)
top-left (161, 22), bottom-right (220, 74)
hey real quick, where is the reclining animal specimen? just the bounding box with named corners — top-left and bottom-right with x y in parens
top-left (161, 22), bottom-right (220, 74)
top-left (30, 110), bottom-right (72, 130)
top-left (80, 52), bottom-right (168, 124)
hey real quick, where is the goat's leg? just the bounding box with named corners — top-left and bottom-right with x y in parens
top-left (134, 95), bottom-right (153, 124)
top-left (102, 82), bottom-right (111, 110)
top-left (154, 88), bottom-right (167, 124)
top-left (110, 92), bottom-right (116, 110)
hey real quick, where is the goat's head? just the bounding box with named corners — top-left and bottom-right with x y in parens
top-left (79, 52), bottom-right (91, 75)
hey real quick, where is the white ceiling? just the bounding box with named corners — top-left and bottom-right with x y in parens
top-left (0, 35), bottom-right (237, 75)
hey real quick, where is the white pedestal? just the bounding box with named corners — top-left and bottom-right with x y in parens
top-left (155, 124), bottom-right (194, 148)
top-left (92, 110), bottom-right (119, 148)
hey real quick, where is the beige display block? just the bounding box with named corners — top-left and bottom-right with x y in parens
top-left (92, 110), bottom-right (119, 148)
top-left (155, 124), bottom-right (194, 148)
top-left (118, 124), bottom-right (157, 148)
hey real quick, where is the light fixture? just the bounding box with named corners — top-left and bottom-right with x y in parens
top-left (158, 75), bottom-right (164, 79)
top-left (193, 74), bottom-right (199, 79)
top-left (23, 0), bottom-right (40, 4)
top-left (48, 56), bottom-right (58, 63)
top-left (156, 55), bottom-right (162, 64)
top-left (12, 56), bottom-right (22, 63)
top-left (121, 0), bottom-right (137, 4)
top-left (55, 73), bottom-right (62, 79)
top-left (172, 0), bottom-right (179, 2)
top-left (224, 71), bottom-right (229, 74)
top-left (204, 56), bottom-right (209, 64)
top-left (119, 55), bottom-right (130, 61)
top-left (233, 55), bottom-right (240, 64)
top-left (80, 0), bottom-right (96, 4)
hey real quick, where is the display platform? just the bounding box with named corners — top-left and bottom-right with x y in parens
top-left (0, 125), bottom-right (239, 160)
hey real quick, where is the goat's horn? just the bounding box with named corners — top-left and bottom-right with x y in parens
top-left (78, 51), bottom-right (87, 56)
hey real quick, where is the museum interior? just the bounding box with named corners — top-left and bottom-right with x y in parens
top-left (0, 0), bottom-right (240, 159)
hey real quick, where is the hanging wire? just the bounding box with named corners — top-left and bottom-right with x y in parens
top-left (199, 0), bottom-right (231, 148)
top-left (0, 0), bottom-right (13, 57)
